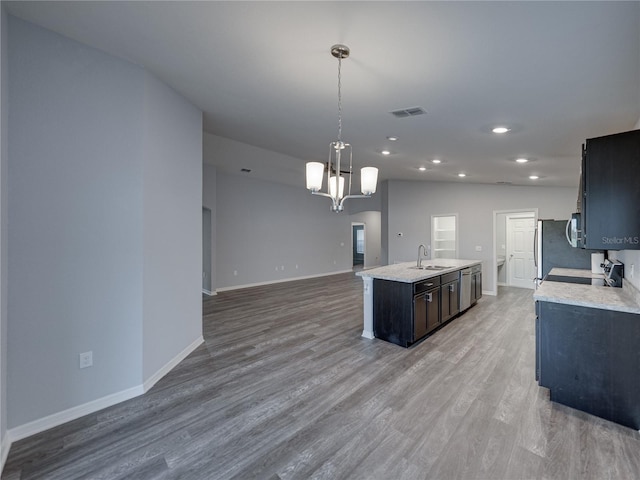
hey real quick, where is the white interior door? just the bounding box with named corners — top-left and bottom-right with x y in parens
top-left (507, 215), bottom-right (536, 289)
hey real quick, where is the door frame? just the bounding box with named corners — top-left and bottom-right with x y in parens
top-left (492, 208), bottom-right (538, 295)
top-left (351, 222), bottom-right (365, 268)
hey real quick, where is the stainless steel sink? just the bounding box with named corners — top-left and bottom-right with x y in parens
top-left (411, 265), bottom-right (448, 270)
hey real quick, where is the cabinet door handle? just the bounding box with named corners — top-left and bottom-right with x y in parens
top-left (427, 292), bottom-right (432, 302)
top-left (449, 284), bottom-right (455, 292)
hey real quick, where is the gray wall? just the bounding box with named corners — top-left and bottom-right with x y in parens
top-left (141, 72), bottom-right (202, 380)
top-left (386, 180), bottom-right (579, 292)
top-left (7, 17), bottom-right (202, 429)
top-left (215, 171), bottom-right (354, 289)
top-left (8, 15), bottom-right (143, 428)
top-left (0, 2), bottom-right (8, 463)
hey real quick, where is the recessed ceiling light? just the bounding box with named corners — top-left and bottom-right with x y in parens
top-left (387, 136), bottom-right (398, 141)
top-left (515, 158), bottom-right (528, 163)
top-left (381, 150), bottom-right (391, 156)
top-left (458, 173), bottom-right (466, 177)
top-left (431, 159), bottom-right (442, 164)
top-left (492, 126), bottom-right (510, 134)
top-left (418, 166), bottom-right (427, 171)
top-left (529, 175), bottom-right (539, 180)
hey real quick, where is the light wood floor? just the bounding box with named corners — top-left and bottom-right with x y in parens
top-left (4, 273), bottom-right (640, 479)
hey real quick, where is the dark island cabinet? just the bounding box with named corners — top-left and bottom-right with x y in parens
top-left (373, 279), bottom-right (414, 347)
top-left (413, 278), bottom-right (441, 341)
top-left (373, 277), bottom-right (441, 347)
top-left (440, 272), bottom-right (460, 323)
top-left (537, 300), bottom-right (640, 430)
top-left (471, 265), bottom-right (482, 304)
top-left (373, 271), bottom-right (468, 348)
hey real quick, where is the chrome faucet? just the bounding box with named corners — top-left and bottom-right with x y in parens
top-left (417, 244), bottom-right (429, 268)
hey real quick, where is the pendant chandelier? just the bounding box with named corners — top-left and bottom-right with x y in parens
top-left (306, 44), bottom-right (378, 213)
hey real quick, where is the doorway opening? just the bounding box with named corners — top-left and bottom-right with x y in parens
top-left (352, 223), bottom-right (365, 270)
top-left (493, 209), bottom-right (538, 294)
top-left (202, 206), bottom-right (212, 295)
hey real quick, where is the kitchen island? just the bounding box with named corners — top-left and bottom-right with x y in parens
top-left (534, 268), bottom-right (640, 429)
top-left (356, 259), bottom-right (482, 346)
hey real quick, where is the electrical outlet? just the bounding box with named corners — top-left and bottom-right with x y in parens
top-left (295, 264), bottom-right (299, 269)
top-left (631, 264), bottom-right (635, 279)
top-left (233, 270), bottom-right (238, 276)
top-left (475, 246), bottom-right (482, 252)
top-left (79, 351), bottom-right (93, 369)
top-left (280, 265), bottom-right (284, 271)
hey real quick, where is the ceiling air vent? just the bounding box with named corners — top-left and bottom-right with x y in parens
top-left (390, 106), bottom-right (427, 118)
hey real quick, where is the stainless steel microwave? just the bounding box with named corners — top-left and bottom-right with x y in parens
top-left (566, 213), bottom-right (583, 248)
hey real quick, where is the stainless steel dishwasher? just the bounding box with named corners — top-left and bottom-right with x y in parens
top-left (460, 268), bottom-right (472, 312)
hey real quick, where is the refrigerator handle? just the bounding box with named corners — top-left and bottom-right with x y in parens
top-left (533, 226), bottom-right (538, 268)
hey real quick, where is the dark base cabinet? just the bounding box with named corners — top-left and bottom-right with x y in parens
top-left (441, 272), bottom-right (460, 323)
top-left (374, 272), bottom-right (466, 348)
top-left (537, 301), bottom-right (640, 430)
top-left (414, 279), bottom-right (440, 340)
top-left (374, 278), bottom-right (441, 347)
top-left (471, 265), bottom-right (482, 304)
top-left (373, 280), bottom-right (413, 347)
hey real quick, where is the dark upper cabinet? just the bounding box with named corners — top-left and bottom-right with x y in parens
top-left (582, 129), bottom-right (640, 250)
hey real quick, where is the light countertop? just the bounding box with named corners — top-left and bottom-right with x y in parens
top-left (548, 267), bottom-right (604, 279)
top-left (355, 259), bottom-right (481, 283)
top-left (534, 268), bottom-right (640, 314)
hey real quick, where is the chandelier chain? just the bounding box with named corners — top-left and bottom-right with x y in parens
top-left (337, 52), bottom-right (342, 144)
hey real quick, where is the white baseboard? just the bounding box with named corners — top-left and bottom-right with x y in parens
top-left (143, 336), bottom-right (203, 392)
top-left (202, 289), bottom-right (215, 296)
top-left (8, 384), bottom-right (144, 443)
top-left (7, 335), bottom-right (204, 444)
top-left (216, 269), bottom-right (354, 292)
top-left (1, 431), bottom-right (10, 475)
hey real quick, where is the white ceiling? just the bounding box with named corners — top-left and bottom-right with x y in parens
top-left (6, 1), bottom-right (640, 188)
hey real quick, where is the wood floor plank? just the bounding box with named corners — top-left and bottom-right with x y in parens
top-left (4, 273), bottom-right (640, 479)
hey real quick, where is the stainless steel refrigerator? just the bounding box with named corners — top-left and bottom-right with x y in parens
top-left (534, 219), bottom-right (595, 285)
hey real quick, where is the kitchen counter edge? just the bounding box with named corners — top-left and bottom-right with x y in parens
top-left (534, 277), bottom-right (640, 314)
top-left (355, 260), bottom-right (482, 283)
